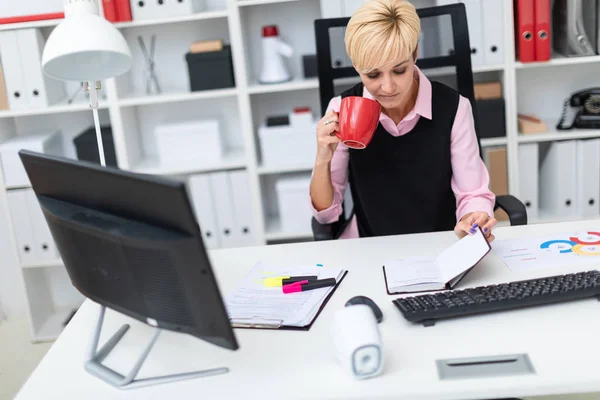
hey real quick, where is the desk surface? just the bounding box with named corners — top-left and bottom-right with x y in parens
top-left (15, 220), bottom-right (600, 400)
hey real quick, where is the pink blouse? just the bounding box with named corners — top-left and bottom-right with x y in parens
top-left (311, 66), bottom-right (495, 239)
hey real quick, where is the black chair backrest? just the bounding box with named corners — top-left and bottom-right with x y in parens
top-left (314, 3), bottom-right (480, 136)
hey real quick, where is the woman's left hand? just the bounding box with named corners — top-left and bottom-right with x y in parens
top-left (454, 212), bottom-right (497, 243)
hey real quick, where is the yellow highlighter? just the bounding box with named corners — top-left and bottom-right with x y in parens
top-left (263, 275), bottom-right (318, 287)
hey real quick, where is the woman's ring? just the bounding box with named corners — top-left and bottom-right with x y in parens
top-left (324, 119), bottom-right (334, 125)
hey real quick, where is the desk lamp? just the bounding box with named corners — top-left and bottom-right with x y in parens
top-left (42, 0), bottom-right (132, 167)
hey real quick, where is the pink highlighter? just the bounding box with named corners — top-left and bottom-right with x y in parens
top-left (282, 278), bottom-right (337, 294)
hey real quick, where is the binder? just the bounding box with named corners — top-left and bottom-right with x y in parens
top-left (130, 0), bottom-right (160, 21)
top-left (0, 31), bottom-right (28, 110)
top-left (188, 174), bottom-right (221, 249)
top-left (461, 0), bottom-right (484, 67)
top-left (481, 0), bottom-right (505, 65)
top-left (342, 0), bottom-right (366, 16)
top-left (6, 189), bottom-right (37, 265)
top-left (539, 141), bottom-right (578, 218)
top-left (228, 170), bottom-right (256, 248)
top-left (16, 29), bottom-right (65, 109)
top-left (114, 0), bottom-right (132, 22)
top-left (101, 0), bottom-right (118, 23)
top-left (157, 0), bottom-right (205, 18)
top-left (576, 139), bottom-right (600, 218)
top-left (518, 143), bottom-right (539, 220)
top-left (25, 189), bottom-right (58, 261)
top-left (534, 0), bottom-right (551, 61)
top-left (515, 0), bottom-right (535, 62)
top-left (209, 171), bottom-right (240, 248)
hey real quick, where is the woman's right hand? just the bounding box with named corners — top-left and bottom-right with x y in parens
top-left (315, 109), bottom-right (341, 164)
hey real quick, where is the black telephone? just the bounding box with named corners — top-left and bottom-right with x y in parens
top-left (556, 88), bottom-right (600, 130)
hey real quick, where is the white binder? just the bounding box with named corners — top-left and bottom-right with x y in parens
top-left (518, 143), bottom-right (539, 220)
top-left (320, 1), bottom-right (343, 18)
top-left (0, 31), bottom-right (28, 110)
top-left (157, 0), bottom-right (205, 18)
top-left (209, 171), bottom-right (240, 248)
top-left (6, 189), bottom-right (36, 265)
top-left (342, 0), bottom-right (366, 15)
top-left (188, 173), bottom-right (221, 250)
top-left (16, 29), bottom-right (65, 109)
top-left (130, 0), bottom-right (160, 21)
top-left (228, 170), bottom-right (256, 248)
top-left (25, 189), bottom-right (58, 261)
top-left (576, 139), bottom-right (600, 217)
top-left (539, 140), bottom-right (578, 218)
top-left (460, 0), bottom-right (484, 67)
top-left (481, 0), bottom-right (505, 65)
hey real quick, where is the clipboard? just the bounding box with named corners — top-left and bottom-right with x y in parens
top-left (230, 270), bottom-right (348, 331)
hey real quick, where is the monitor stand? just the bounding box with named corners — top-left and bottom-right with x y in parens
top-left (84, 305), bottom-right (229, 389)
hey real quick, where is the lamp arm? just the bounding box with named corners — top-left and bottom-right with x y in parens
top-left (85, 81), bottom-right (106, 167)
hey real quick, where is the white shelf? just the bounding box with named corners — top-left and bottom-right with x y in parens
top-left (22, 259), bottom-right (63, 269)
top-left (517, 129), bottom-right (600, 144)
top-left (265, 216), bottom-right (313, 241)
top-left (515, 54), bottom-right (600, 69)
top-left (118, 88), bottom-right (238, 107)
top-left (248, 78), bottom-right (319, 94)
top-left (0, 102), bottom-right (108, 119)
top-left (257, 163), bottom-right (313, 174)
top-left (237, 0), bottom-right (307, 6)
top-left (0, 18), bottom-right (62, 32)
top-left (113, 10), bottom-right (229, 28)
top-left (33, 308), bottom-right (78, 343)
top-left (481, 137), bottom-right (507, 147)
top-left (131, 149), bottom-right (247, 175)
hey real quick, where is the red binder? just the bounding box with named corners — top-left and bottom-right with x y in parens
top-left (102, 0), bottom-right (118, 23)
top-left (534, 0), bottom-right (551, 61)
top-left (515, 0), bottom-right (535, 62)
top-left (114, 0), bottom-right (132, 22)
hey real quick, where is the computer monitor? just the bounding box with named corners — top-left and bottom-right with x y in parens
top-left (18, 149), bottom-right (239, 389)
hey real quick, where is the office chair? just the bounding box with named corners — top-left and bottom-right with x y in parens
top-left (311, 3), bottom-right (527, 241)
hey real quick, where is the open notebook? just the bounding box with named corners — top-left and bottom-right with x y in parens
top-left (383, 227), bottom-right (491, 294)
top-left (224, 262), bottom-right (347, 329)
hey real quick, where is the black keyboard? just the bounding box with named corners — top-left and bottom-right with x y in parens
top-left (392, 270), bottom-right (600, 326)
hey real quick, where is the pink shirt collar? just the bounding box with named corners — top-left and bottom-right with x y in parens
top-left (361, 65), bottom-right (432, 121)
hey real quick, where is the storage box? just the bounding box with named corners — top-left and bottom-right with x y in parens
top-left (275, 175), bottom-right (313, 234)
top-left (185, 46), bottom-right (235, 91)
top-left (476, 98), bottom-right (506, 138)
top-left (73, 126), bottom-right (118, 167)
top-left (154, 119), bottom-right (222, 166)
top-left (0, 131), bottom-right (62, 187)
top-left (259, 122), bottom-right (317, 167)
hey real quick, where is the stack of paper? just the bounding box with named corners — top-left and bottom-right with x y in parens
top-left (225, 262), bottom-right (346, 329)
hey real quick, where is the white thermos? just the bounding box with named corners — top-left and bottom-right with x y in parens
top-left (259, 25), bottom-right (293, 84)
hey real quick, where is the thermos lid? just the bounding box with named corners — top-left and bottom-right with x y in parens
top-left (262, 25), bottom-right (279, 37)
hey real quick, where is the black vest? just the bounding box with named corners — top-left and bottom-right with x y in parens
top-left (343, 81), bottom-right (460, 237)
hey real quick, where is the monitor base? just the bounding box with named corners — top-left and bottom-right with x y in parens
top-left (84, 305), bottom-right (229, 389)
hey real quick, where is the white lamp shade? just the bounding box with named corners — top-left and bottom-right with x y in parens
top-left (42, 13), bottom-right (132, 82)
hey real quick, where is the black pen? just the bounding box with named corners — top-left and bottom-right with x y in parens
top-left (281, 275), bottom-right (318, 285)
top-left (283, 278), bottom-right (337, 294)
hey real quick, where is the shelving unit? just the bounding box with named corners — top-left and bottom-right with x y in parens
top-left (1, 0), bottom-right (600, 341)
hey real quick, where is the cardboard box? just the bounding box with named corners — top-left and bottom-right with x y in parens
top-left (518, 114), bottom-right (547, 134)
top-left (474, 82), bottom-right (502, 100)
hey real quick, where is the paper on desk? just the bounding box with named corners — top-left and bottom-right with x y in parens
top-left (384, 257), bottom-right (441, 286)
top-left (224, 262), bottom-right (345, 327)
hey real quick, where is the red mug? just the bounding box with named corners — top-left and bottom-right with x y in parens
top-left (336, 96), bottom-right (381, 149)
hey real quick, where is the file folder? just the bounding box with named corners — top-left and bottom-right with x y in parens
top-left (228, 171), bottom-right (256, 248)
top-left (481, 0), bottom-right (505, 65)
top-left (515, 0), bottom-right (535, 62)
top-left (576, 139), bottom-right (600, 218)
top-left (0, 31), bottom-right (28, 110)
top-left (114, 0), bottom-right (132, 22)
top-left (518, 143), bottom-right (539, 220)
top-left (539, 141), bottom-right (578, 218)
top-left (188, 173), bottom-right (221, 249)
top-left (209, 171), bottom-right (240, 248)
top-left (16, 29), bottom-right (65, 109)
top-left (461, 0), bottom-right (484, 67)
top-left (6, 189), bottom-right (37, 265)
top-left (534, 0), bottom-right (551, 61)
top-left (25, 189), bottom-right (58, 261)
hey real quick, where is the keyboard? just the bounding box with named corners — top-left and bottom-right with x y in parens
top-left (392, 270), bottom-right (600, 326)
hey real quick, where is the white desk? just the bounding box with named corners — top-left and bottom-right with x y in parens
top-left (15, 220), bottom-right (600, 400)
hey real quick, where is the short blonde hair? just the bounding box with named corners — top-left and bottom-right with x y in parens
top-left (345, 0), bottom-right (421, 74)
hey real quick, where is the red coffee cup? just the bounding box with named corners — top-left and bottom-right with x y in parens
top-left (336, 96), bottom-right (381, 149)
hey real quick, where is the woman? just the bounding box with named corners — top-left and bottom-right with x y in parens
top-left (309, 0), bottom-right (497, 242)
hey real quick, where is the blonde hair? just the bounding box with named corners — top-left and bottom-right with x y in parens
top-left (345, 0), bottom-right (421, 74)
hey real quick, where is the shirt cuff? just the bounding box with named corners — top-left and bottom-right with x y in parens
top-left (456, 196), bottom-right (496, 223)
top-left (310, 191), bottom-right (344, 224)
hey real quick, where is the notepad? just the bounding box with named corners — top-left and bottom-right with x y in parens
top-left (224, 262), bottom-right (347, 329)
top-left (383, 228), bottom-right (491, 294)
